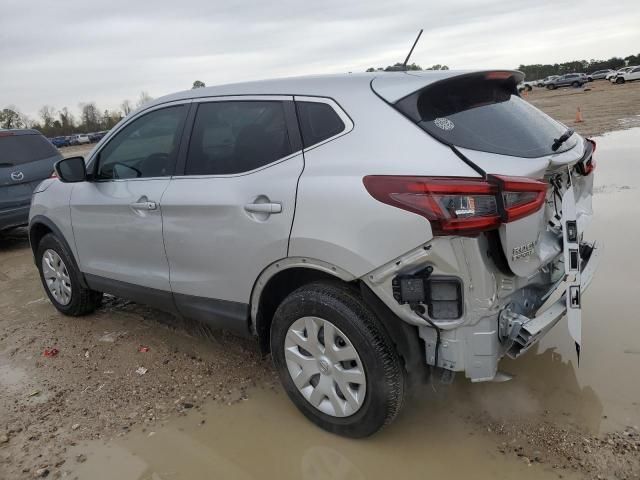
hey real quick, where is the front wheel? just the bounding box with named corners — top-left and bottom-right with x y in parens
top-left (36, 233), bottom-right (103, 316)
top-left (616, 77), bottom-right (625, 84)
top-left (270, 282), bottom-right (405, 438)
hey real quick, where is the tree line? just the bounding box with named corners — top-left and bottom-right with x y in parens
top-left (0, 81), bottom-right (210, 137)
top-left (518, 53), bottom-right (640, 80)
top-left (366, 62), bottom-right (449, 72)
top-left (0, 91), bottom-right (154, 138)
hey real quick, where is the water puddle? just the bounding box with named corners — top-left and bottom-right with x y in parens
top-left (69, 387), bottom-right (582, 480)
top-left (617, 115), bottom-right (640, 128)
top-left (66, 128), bottom-right (640, 479)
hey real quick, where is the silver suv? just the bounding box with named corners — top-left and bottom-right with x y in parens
top-left (29, 70), bottom-right (601, 437)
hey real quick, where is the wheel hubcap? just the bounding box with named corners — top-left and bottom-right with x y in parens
top-left (42, 249), bottom-right (72, 306)
top-left (284, 316), bottom-right (366, 417)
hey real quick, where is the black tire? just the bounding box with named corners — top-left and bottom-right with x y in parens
top-left (270, 281), bottom-right (405, 438)
top-left (36, 233), bottom-right (102, 316)
top-left (616, 77), bottom-right (625, 84)
top-left (547, 84), bottom-right (556, 90)
top-left (571, 81), bottom-right (579, 87)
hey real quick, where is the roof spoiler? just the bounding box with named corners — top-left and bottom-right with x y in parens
top-left (394, 70), bottom-right (525, 123)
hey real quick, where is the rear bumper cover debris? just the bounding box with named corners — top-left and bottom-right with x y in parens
top-left (499, 241), bottom-right (603, 359)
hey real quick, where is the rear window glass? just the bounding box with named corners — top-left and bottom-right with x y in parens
top-left (296, 101), bottom-right (345, 148)
top-left (398, 76), bottom-right (578, 158)
top-left (0, 134), bottom-right (59, 166)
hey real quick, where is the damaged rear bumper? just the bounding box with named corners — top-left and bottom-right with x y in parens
top-left (499, 241), bottom-right (603, 359)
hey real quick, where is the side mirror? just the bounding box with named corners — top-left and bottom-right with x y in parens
top-left (54, 156), bottom-right (87, 183)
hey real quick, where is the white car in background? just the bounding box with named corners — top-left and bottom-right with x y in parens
top-left (612, 66), bottom-right (640, 84)
top-left (606, 67), bottom-right (634, 81)
top-left (70, 134), bottom-right (91, 145)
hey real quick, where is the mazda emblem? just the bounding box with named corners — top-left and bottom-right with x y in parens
top-left (10, 171), bottom-right (24, 182)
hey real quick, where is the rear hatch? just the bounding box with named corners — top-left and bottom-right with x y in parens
top-left (0, 131), bottom-right (62, 211)
top-left (373, 70), bottom-right (595, 277)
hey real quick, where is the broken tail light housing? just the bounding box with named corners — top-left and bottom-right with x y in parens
top-left (363, 175), bottom-right (547, 236)
top-left (578, 138), bottom-right (597, 176)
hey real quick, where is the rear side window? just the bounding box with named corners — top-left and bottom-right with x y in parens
top-left (186, 101), bottom-right (292, 175)
top-left (296, 101), bottom-right (345, 148)
top-left (396, 75), bottom-right (578, 158)
top-left (0, 134), bottom-right (58, 167)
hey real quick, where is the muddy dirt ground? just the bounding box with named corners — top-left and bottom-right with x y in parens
top-left (526, 79), bottom-right (640, 137)
top-left (1, 83), bottom-right (640, 480)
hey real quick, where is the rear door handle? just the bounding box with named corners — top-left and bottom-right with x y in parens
top-left (130, 200), bottom-right (158, 211)
top-left (244, 202), bottom-right (282, 214)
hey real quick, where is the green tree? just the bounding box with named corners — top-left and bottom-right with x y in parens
top-left (0, 107), bottom-right (26, 129)
top-left (58, 107), bottom-right (75, 134)
top-left (79, 102), bottom-right (101, 132)
top-left (192, 80), bottom-right (206, 89)
top-left (625, 53), bottom-right (640, 65)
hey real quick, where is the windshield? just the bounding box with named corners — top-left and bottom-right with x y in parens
top-left (0, 133), bottom-right (59, 166)
top-left (399, 75), bottom-right (578, 158)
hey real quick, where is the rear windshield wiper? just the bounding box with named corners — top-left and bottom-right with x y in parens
top-left (552, 129), bottom-right (574, 152)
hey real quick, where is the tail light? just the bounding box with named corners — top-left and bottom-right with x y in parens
top-left (580, 138), bottom-right (596, 175)
top-left (363, 175), bottom-right (547, 236)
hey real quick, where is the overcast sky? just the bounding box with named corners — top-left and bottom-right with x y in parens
top-left (2, 0), bottom-right (639, 119)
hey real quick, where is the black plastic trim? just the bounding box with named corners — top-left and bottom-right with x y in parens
top-left (83, 274), bottom-right (251, 337)
top-left (85, 274), bottom-right (179, 315)
top-left (173, 292), bottom-right (251, 337)
top-left (29, 215), bottom-right (89, 288)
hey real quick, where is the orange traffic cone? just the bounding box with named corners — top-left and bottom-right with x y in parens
top-left (575, 107), bottom-right (583, 123)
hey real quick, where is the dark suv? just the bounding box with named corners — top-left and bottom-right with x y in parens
top-left (0, 129), bottom-right (62, 232)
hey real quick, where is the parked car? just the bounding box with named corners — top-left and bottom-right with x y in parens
top-left (88, 131), bottom-right (108, 143)
top-left (517, 81), bottom-right (534, 92)
top-left (588, 69), bottom-right (614, 81)
top-left (69, 134), bottom-right (91, 145)
top-left (50, 136), bottom-right (70, 148)
top-left (545, 73), bottom-right (587, 89)
top-left (29, 70), bottom-right (600, 437)
top-left (613, 65), bottom-right (640, 84)
top-left (537, 75), bottom-right (559, 87)
top-left (0, 129), bottom-right (62, 232)
top-left (606, 67), bottom-right (634, 81)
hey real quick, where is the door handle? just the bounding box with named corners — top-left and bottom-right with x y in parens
top-left (244, 202), bottom-right (282, 214)
top-left (130, 200), bottom-right (158, 211)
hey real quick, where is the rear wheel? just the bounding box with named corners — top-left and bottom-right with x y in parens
top-left (270, 281), bottom-right (405, 437)
top-left (36, 233), bottom-right (102, 316)
top-left (571, 81), bottom-right (580, 87)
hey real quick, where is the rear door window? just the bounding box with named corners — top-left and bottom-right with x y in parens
top-left (0, 134), bottom-right (58, 167)
top-left (296, 101), bottom-right (345, 148)
top-left (185, 101), bottom-right (293, 175)
top-left (396, 75), bottom-right (578, 158)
